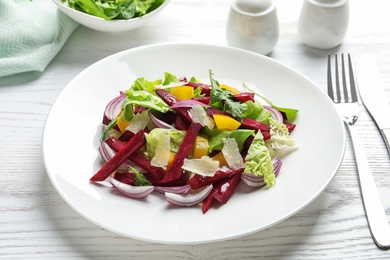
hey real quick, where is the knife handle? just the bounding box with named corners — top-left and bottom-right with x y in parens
top-left (348, 124), bottom-right (390, 249)
top-left (380, 128), bottom-right (390, 155)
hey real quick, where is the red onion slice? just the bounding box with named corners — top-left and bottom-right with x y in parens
top-left (264, 106), bottom-right (284, 122)
top-left (241, 157), bottom-right (283, 188)
top-left (165, 185), bottom-right (213, 207)
top-left (154, 184), bottom-right (191, 194)
top-left (241, 174), bottom-right (266, 188)
top-left (103, 92), bottom-right (126, 125)
top-left (148, 111), bottom-right (174, 129)
top-left (170, 100), bottom-right (211, 109)
top-left (98, 140), bottom-right (133, 170)
top-left (109, 177), bottom-right (154, 199)
top-left (272, 156), bottom-right (283, 177)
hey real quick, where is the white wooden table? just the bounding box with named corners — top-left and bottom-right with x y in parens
top-left (1, 0), bottom-right (390, 258)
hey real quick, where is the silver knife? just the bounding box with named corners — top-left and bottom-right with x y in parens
top-left (357, 57), bottom-right (390, 154)
top-left (356, 57), bottom-right (390, 250)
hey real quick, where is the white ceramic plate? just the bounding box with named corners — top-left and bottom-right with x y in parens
top-left (43, 43), bottom-right (345, 244)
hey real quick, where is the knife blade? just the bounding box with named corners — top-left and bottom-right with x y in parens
top-left (357, 57), bottom-right (390, 154)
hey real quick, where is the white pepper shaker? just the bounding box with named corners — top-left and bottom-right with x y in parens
top-left (226, 0), bottom-right (279, 55)
top-left (298, 0), bottom-right (349, 49)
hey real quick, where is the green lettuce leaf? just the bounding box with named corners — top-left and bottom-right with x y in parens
top-left (130, 77), bottom-right (161, 93)
top-left (163, 72), bottom-right (179, 85)
top-left (203, 128), bottom-right (255, 153)
top-left (241, 100), bottom-right (271, 123)
top-left (123, 89), bottom-right (169, 115)
top-left (145, 128), bottom-right (186, 158)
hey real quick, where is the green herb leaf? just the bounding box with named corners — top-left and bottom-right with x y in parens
top-left (209, 70), bottom-right (244, 122)
top-left (101, 117), bottom-right (117, 140)
top-left (131, 166), bottom-right (151, 186)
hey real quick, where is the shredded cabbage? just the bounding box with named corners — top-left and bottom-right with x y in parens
top-left (244, 131), bottom-right (276, 186)
top-left (269, 118), bottom-right (298, 156)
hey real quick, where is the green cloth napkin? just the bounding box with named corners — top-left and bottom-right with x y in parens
top-left (0, 0), bottom-right (79, 78)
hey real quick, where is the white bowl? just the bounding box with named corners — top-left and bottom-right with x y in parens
top-left (52, 0), bottom-right (170, 33)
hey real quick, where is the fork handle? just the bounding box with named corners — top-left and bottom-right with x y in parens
top-left (347, 124), bottom-right (390, 250)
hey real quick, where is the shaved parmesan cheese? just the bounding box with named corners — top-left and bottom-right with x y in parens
top-left (189, 104), bottom-right (215, 129)
top-left (151, 133), bottom-right (170, 169)
top-left (182, 156), bottom-right (219, 177)
top-left (222, 138), bottom-right (245, 170)
top-left (127, 110), bottom-right (150, 133)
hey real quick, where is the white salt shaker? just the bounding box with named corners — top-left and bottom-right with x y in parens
top-left (226, 0), bottom-right (279, 55)
top-left (298, 0), bottom-right (349, 49)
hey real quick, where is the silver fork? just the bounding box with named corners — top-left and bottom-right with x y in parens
top-left (328, 53), bottom-right (390, 250)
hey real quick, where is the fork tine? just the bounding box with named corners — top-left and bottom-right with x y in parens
top-left (335, 54), bottom-right (342, 103)
top-left (328, 53), bottom-right (357, 104)
top-left (327, 54), bottom-right (335, 102)
top-left (348, 54), bottom-right (358, 102)
top-left (341, 54), bottom-right (350, 102)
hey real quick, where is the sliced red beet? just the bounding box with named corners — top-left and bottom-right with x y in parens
top-left (232, 92), bottom-right (255, 103)
top-left (160, 111), bottom-right (177, 125)
top-left (174, 113), bottom-right (191, 131)
top-left (134, 106), bottom-right (147, 114)
top-left (128, 152), bottom-right (165, 183)
top-left (154, 173), bottom-right (189, 187)
top-left (212, 171), bottom-right (242, 204)
top-left (113, 171), bottom-right (136, 185)
top-left (162, 122), bottom-right (202, 183)
top-left (240, 118), bottom-right (269, 132)
top-left (192, 96), bottom-right (211, 105)
top-left (90, 130), bottom-right (145, 182)
top-left (206, 107), bottom-right (223, 116)
top-left (201, 172), bottom-right (242, 213)
top-left (118, 130), bottom-right (135, 142)
top-left (285, 123), bottom-right (296, 132)
top-left (261, 131), bottom-right (271, 140)
top-left (155, 89), bottom-right (179, 106)
top-left (105, 137), bottom-right (125, 151)
top-left (105, 137), bottom-right (165, 183)
top-left (155, 89), bottom-right (194, 122)
top-left (202, 191), bottom-right (215, 214)
top-left (187, 167), bottom-right (243, 189)
top-left (185, 81), bottom-right (212, 96)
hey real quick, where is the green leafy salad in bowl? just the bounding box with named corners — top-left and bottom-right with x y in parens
top-left (62, 0), bottom-right (166, 20)
top-left (53, 0), bottom-right (170, 32)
